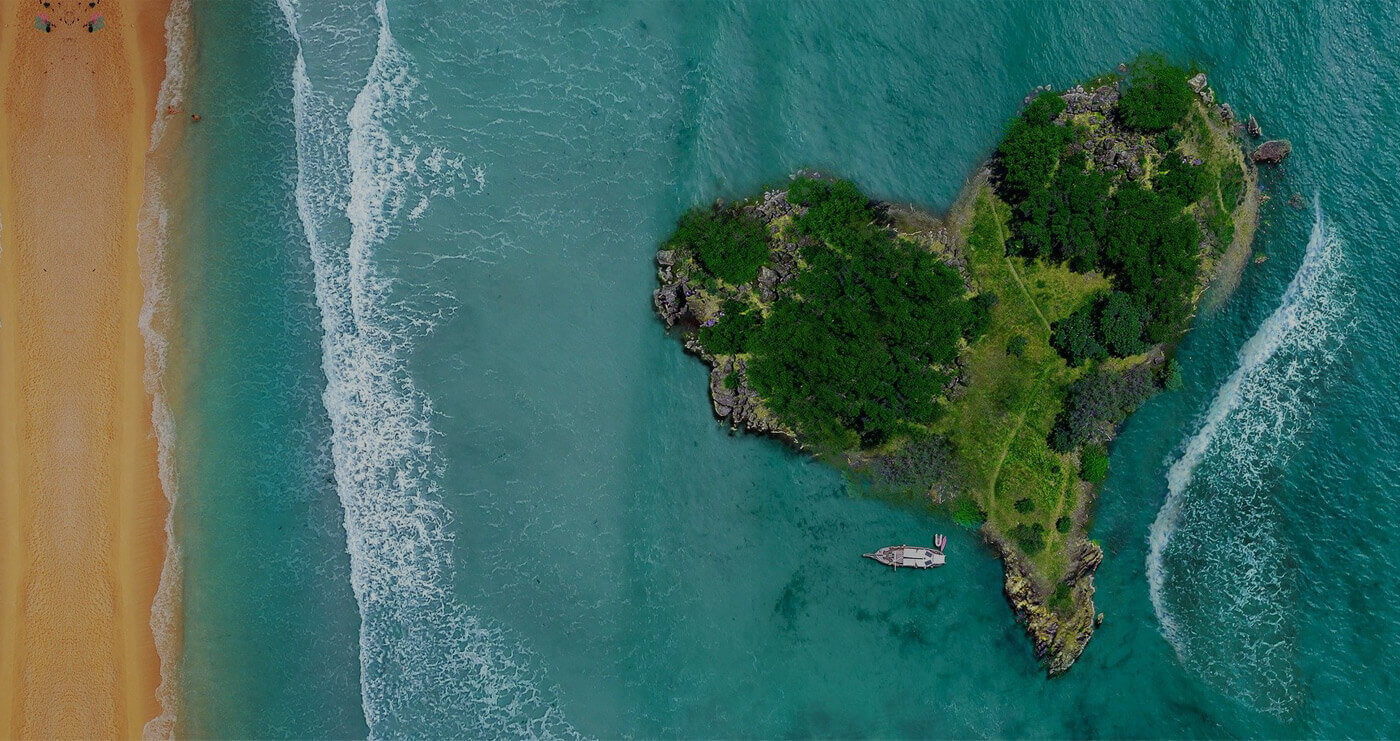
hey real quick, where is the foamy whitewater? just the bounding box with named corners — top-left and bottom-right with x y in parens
top-left (138, 1), bottom-right (193, 737)
top-left (279, 1), bottom-right (573, 736)
top-left (171, 1), bottom-right (1400, 736)
top-left (1148, 200), bottom-right (1353, 717)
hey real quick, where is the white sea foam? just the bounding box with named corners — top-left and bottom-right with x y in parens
top-left (140, 1), bottom-right (193, 737)
top-left (280, 1), bottom-right (574, 736)
top-left (1147, 198), bottom-right (1352, 716)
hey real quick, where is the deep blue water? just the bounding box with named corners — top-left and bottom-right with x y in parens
top-left (170, 0), bottom-right (1400, 736)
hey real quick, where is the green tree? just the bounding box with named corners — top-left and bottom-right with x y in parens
top-left (997, 117), bottom-right (1071, 204)
top-left (1118, 55), bottom-right (1194, 133)
top-left (1007, 334), bottom-right (1028, 357)
top-left (1010, 523), bottom-right (1047, 555)
top-left (1022, 90), bottom-right (1068, 126)
top-left (669, 207), bottom-right (770, 284)
top-left (1100, 182), bottom-right (1200, 341)
top-left (739, 178), bottom-right (983, 450)
top-left (1164, 358), bottom-right (1184, 391)
top-left (698, 299), bottom-right (760, 355)
top-left (1098, 291), bottom-right (1149, 357)
top-left (1051, 303), bottom-right (1107, 365)
top-left (1155, 157), bottom-right (1214, 205)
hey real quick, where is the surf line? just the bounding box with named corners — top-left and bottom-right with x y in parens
top-left (280, 1), bottom-right (576, 736)
top-left (1147, 195), bottom-right (1349, 692)
top-left (139, 0), bottom-right (193, 737)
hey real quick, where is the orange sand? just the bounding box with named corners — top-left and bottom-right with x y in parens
top-left (0, 0), bottom-right (173, 737)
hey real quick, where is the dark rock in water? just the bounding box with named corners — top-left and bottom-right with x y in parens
top-left (706, 357), bottom-right (786, 438)
top-left (1000, 539), bottom-right (1103, 677)
top-left (1288, 192), bottom-right (1306, 210)
top-left (1252, 139), bottom-right (1292, 164)
top-left (652, 281), bottom-right (686, 327)
top-left (1188, 72), bottom-right (1214, 104)
top-left (1218, 102), bottom-right (1234, 123)
top-left (1246, 114), bottom-right (1262, 138)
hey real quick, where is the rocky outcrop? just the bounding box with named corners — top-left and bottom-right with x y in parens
top-left (1252, 139), bottom-right (1292, 164)
top-left (706, 357), bottom-right (790, 439)
top-left (1188, 72), bottom-right (1214, 104)
top-left (998, 538), bottom-right (1104, 676)
top-left (654, 193), bottom-right (800, 442)
top-left (753, 187), bottom-right (799, 223)
top-left (1055, 81), bottom-right (1151, 178)
top-left (1246, 114), bottom-right (1262, 139)
top-left (1060, 82), bottom-right (1119, 116)
top-left (652, 278), bottom-right (689, 328)
top-left (655, 64), bottom-right (1271, 680)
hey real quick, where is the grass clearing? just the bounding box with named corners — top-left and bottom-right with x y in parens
top-left (933, 189), bottom-right (1109, 583)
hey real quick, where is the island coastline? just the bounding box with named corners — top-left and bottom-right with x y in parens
top-left (654, 61), bottom-right (1272, 675)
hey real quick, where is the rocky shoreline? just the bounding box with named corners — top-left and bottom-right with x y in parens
top-left (654, 67), bottom-right (1275, 676)
top-left (652, 188), bottom-right (806, 444)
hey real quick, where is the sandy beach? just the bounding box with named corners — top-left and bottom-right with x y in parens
top-left (0, 0), bottom-right (172, 737)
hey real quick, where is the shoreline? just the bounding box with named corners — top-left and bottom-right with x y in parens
top-left (0, 1), bottom-right (174, 737)
top-left (140, 2), bottom-right (192, 737)
top-left (653, 69), bottom-right (1266, 676)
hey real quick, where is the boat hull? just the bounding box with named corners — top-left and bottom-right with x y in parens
top-left (863, 545), bottom-right (945, 569)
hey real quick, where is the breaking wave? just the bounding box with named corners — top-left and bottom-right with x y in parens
top-left (140, 0), bottom-right (193, 737)
top-left (1147, 198), bottom-right (1352, 717)
top-left (279, 1), bottom-right (574, 736)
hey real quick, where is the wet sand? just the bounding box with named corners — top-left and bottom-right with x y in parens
top-left (0, 0), bottom-right (172, 737)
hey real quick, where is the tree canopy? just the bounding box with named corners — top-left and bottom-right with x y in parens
top-left (740, 177), bottom-right (983, 450)
top-left (1117, 55), bottom-right (1194, 133)
top-left (668, 207), bottom-right (770, 285)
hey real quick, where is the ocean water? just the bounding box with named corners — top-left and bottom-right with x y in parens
top-left (169, 0), bottom-right (1400, 737)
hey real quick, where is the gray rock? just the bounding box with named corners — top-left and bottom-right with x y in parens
top-left (1088, 84), bottom-right (1119, 112)
top-left (656, 249), bottom-right (675, 267)
top-left (1246, 115), bottom-right (1262, 138)
top-left (1188, 73), bottom-right (1214, 104)
top-left (1060, 85), bottom-right (1096, 115)
top-left (652, 283), bottom-right (686, 327)
top-left (1218, 103), bottom-right (1234, 122)
top-left (757, 266), bottom-right (779, 302)
top-left (755, 188), bottom-right (796, 222)
top-left (1251, 139), bottom-right (1292, 164)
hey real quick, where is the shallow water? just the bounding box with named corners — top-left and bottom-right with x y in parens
top-left (173, 0), bottom-right (1400, 736)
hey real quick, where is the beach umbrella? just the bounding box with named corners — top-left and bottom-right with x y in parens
top-left (34, 14), bottom-right (50, 31)
top-left (89, 15), bottom-right (105, 32)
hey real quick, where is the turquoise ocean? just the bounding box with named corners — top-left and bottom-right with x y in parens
top-left (161, 0), bottom-right (1399, 737)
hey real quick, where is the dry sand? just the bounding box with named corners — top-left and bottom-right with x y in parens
top-left (0, 0), bottom-right (172, 737)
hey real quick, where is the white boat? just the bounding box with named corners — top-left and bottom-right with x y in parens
top-left (863, 534), bottom-right (947, 569)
